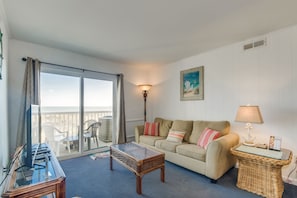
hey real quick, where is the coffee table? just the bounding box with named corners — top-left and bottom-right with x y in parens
top-left (110, 142), bottom-right (165, 194)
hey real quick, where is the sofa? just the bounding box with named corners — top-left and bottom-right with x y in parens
top-left (135, 117), bottom-right (239, 182)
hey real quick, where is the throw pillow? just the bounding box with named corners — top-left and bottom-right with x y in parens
top-left (197, 128), bottom-right (221, 149)
top-left (144, 122), bottom-right (159, 136)
top-left (166, 130), bottom-right (186, 143)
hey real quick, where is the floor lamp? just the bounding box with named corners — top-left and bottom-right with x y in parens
top-left (138, 84), bottom-right (152, 122)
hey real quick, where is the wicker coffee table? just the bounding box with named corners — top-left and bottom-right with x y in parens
top-left (110, 142), bottom-right (165, 194)
top-left (231, 144), bottom-right (292, 198)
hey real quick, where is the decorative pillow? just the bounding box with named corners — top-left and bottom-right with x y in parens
top-left (166, 130), bottom-right (186, 143)
top-left (144, 122), bottom-right (159, 136)
top-left (197, 128), bottom-right (221, 149)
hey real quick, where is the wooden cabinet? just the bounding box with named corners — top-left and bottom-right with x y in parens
top-left (1, 144), bottom-right (66, 198)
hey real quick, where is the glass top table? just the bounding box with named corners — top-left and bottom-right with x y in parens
top-left (111, 142), bottom-right (162, 161)
top-left (2, 144), bottom-right (66, 198)
top-left (110, 142), bottom-right (165, 194)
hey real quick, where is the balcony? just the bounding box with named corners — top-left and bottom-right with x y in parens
top-left (37, 109), bottom-right (113, 157)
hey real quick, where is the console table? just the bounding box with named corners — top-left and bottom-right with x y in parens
top-left (1, 144), bottom-right (66, 198)
top-left (231, 144), bottom-right (292, 198)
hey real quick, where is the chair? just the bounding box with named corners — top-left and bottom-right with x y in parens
top-left (41, 124), bottom-right (71, 155)
top-left (84, 121), bottom-right (101, 149)
top-left (83, 120), bottom-right (96, 130)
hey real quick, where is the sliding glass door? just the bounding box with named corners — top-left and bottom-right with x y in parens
top-left (40, 73), bottom-right (80, 157)
top-left (83, 78), bottom-right (113, 152)
top-left (40, 67), bottom-right (115, 158)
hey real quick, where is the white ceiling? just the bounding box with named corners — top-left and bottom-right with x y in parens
top-left (3, 0), bottom-right (297, 66)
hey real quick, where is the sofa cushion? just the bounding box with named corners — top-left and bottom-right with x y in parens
top-left (176, 144), bottom-right (206, 161)
top-left (166, 130), bottom-right (185, 143)
top-left (171, 120), bottom-right (193, 142)
top-left (155, 139), bottom-right (182, 153)
top-left (144, 122), bottom-right (159, 136)
top-left (197, 128), bottom-right (220, 149)
top-left (189, 121), bottom-right (230, 144)
top-left (139, 135), bottom-right (165, 146)
top-left (154, 117), bottom-right (173, 137)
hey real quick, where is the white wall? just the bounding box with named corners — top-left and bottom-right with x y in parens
top-left (8, 39), bottom-right (150, 153)
top-left (0, 1), bottom-right (9, 191)
top-left (151, 25), bottom-right (297, 182)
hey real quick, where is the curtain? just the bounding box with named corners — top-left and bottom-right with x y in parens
top-left (115, 74), bottom-right (127, 144)
top-left (16, 57), bottom-right (40, 147)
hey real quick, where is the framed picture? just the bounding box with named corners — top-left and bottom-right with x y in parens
top-left (180, 66), bottom-right (204, 101)
top-left (269, 136), bottom-right (282, 151)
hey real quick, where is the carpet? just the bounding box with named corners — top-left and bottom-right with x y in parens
top-left (60, 156), bottom-right (297, 198)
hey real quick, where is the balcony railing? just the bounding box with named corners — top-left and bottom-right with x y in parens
top-left (40, 110), bottom-right (112, 137)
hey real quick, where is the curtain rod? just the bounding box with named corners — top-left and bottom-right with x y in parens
top-left (22, 57), bottom-right (120, 76)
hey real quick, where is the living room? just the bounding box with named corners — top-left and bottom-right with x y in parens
top-left (1, 1), bottom-right (297, 197)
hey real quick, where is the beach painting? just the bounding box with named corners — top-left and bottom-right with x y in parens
top-left (180, 66), bottom-right (204, 100)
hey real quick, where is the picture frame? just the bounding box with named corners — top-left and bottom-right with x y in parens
top-left (269, 136), bottom-right (282, 151)
top-left (180, 66), bottom-right (204, 101)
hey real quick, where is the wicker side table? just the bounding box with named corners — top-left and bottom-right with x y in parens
top-left (231, 145), bottom-right (292, 198)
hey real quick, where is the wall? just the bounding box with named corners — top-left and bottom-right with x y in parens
top-left (151, 25), bottom-right (297, 183)
top-left (0, 1), bottom-right (9, 192)
top-left (8, 39), bottom-right (149, 154)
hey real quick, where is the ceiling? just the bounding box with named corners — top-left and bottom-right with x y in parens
top-left (3, 0), bottom-right (297, 66)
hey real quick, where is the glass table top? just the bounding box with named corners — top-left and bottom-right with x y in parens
top-left (111, 142), bottom-right (162, 161)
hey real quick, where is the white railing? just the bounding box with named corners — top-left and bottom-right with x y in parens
top-left (40, 111), bottom-right (112, 137)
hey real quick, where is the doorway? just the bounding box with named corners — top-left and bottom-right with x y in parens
top-left (39, 69), bottom-right (115, 158)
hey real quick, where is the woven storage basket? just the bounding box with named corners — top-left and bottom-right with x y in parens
top-left (231, 145), bottom-right (292, 198)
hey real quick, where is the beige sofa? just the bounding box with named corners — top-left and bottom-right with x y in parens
top-left (135, 117), bottom-right (239, 182)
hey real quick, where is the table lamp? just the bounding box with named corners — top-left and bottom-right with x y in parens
top-left (235, 105), bottom-right (263, 146)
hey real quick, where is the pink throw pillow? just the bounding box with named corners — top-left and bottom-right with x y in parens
top-left (197, 128), bottom-right (221, 149)
top-left (144, 122), bottom-right (159, 136)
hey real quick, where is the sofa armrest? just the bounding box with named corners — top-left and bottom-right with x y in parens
top-left (134, 125), bottom-right (144, 143)
top-left (205, 132), bottom-right (239, 180)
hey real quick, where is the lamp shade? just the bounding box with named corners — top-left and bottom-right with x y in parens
top-left (235, 105), bottom-right (263, 123)
top-left (138, 84), bottom-right (152, 91)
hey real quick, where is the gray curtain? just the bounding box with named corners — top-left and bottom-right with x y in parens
top-left (115, 74), bottom-right (127, 144)
top-left (16, 57), bottom-right (40, 147)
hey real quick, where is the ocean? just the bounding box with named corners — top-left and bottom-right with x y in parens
top-left (40, 106), bottom-right (112, 113)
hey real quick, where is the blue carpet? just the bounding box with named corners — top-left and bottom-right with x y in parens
top-left (60, 156), bottom-right (297, 198)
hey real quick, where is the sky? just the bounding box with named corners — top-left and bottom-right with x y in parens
top-left (40, 73), bottom-right (113, 107)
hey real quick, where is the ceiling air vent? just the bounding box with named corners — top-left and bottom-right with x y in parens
top-left (243, 38), bottom-right (266, 51)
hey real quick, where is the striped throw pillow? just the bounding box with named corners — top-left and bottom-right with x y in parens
top-left (166, 130), bottom-right (185, 143)
top-left (144, 122), bottom-right (159, 136)
top-left (197, 128), bottom-right (221, 149)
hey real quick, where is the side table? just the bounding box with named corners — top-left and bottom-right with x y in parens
top-left (230, 144), bottom-right (292, 198)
